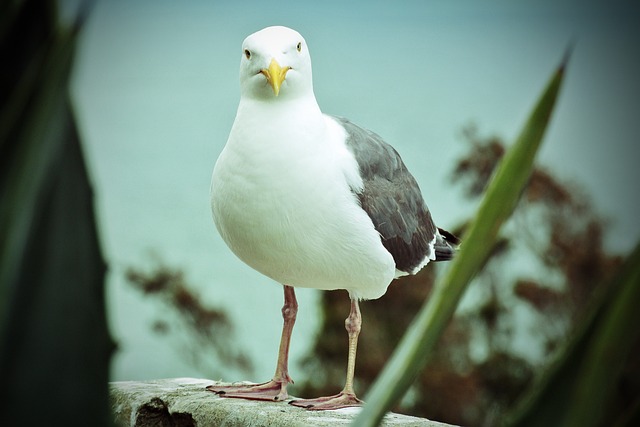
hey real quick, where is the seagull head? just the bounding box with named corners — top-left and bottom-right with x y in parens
top-left (239, 26), bottom-right (314, 101)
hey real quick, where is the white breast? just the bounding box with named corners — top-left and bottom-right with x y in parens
top-left (210, 101), bottom-right (395, 300)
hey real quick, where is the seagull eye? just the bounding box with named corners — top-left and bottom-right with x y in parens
top-left (296, 42), bottom-right (302, 52)
top-left (244, 49), bottom-right (251, 59)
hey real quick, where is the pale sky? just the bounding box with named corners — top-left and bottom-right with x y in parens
top-left (72, 0), bottom-right (640, 381)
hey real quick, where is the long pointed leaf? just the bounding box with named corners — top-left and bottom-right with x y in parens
top-left (353, 53), bottom-right (569, 426)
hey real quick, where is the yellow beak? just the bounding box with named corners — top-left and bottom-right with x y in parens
top-left (260, 58), bottom-right (290, 96)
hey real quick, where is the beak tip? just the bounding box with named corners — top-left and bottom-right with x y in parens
top-left (263, 58), bottom-right (288, 97)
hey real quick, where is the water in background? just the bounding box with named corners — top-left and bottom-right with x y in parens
top-left (71, 1), bottom-right (640, 383)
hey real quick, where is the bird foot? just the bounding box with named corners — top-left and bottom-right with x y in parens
top-left (289, 391), bottom-right (363, 410)
top-left (206, 379), bottom-right (289, 402)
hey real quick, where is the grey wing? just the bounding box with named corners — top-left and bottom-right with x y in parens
top-left (335, 116), bottom-right (439, 274)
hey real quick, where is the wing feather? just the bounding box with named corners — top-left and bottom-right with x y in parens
top-left (335, 116), bottom-right (438, 273)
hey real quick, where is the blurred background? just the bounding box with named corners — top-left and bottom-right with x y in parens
top-left (44, 0), bottom-right (640, 424)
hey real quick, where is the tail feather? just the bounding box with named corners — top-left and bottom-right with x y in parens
top-left (433, 227), bottom-right (461, 262)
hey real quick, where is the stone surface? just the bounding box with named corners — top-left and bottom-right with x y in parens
top-left (110, 378), bottom-right (458, 426)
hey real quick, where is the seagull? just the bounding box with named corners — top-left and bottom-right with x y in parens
top-left (207, 25), bottom-right (458, 410)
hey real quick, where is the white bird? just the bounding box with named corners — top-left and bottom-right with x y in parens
top-left (207, 26), bottom-right (458, 410)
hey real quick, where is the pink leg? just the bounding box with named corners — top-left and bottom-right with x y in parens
top-left (290, 298), bottom-right (364, 410)
top-left (206, 285), bottom-right (297, 402)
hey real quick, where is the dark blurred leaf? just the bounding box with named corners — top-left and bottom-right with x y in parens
top-left (0, 1), bottom-right (113, 425)
top-left (505, 242), bottom-right (640, 427)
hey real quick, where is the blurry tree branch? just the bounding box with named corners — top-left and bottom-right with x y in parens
top-left (125, 259), bottom-right (253, 379)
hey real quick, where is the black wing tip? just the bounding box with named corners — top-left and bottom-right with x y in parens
top-left (433, 227), bottom-right (461, 262)
top-left (437, 227), bottom-right (461, 247)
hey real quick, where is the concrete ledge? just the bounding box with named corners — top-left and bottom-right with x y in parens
top-left (110, 378), bottom-right (458, 426)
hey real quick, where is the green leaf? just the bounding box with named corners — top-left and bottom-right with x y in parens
top-left (504, 242), bottom-right (640, 427)
top-left (0, 1), bottom-right (113, 425)
top-left (352, 52), bottom-right (569, 426)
